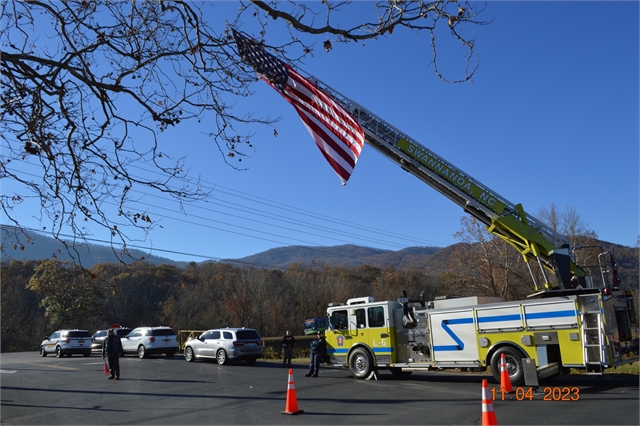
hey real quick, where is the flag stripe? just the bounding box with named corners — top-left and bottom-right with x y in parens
top-left (290, 102), bottom-right (359, 169)
top-left (233, 29), bottom-right (364, 185)
top-left (262, 68), bottom-right (362, 171)
top-left (298, 118), bottom-right (354, 182)
top-left (265, 75), bottom-right (360, 169)
top-left (285, 80), bottom-right (363, 162)
top-left (286, 68), bottom-right (363, 155)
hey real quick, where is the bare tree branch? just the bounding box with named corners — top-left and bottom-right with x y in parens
top-left (1, 0), bottom-right (487, 265)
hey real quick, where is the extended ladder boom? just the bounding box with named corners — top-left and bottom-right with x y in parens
top-left (308, 75), bottom-right (586, 292)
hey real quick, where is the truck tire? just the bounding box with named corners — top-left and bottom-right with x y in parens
top-left (490, 347), bottom-right (525, 386)
top-left (348, 348), bottom-right (373, 379)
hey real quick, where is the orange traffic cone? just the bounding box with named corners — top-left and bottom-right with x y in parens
top-left (482, 379), bottom-right (498, 426)
top-left (499, 353), bottom-right (513, 393)
top-left (103, 360), bottom-right (110, 376)
top-left (281, 369), bottom-right (303, 415)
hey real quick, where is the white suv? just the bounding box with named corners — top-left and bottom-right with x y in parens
top-left (40, 329), bottom-right (92, 358)
top-left (121, 326), bottom-right (178, 358)
top-left (183, 327), bottom-right (263, 365)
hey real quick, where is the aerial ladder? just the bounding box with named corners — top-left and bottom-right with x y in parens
top-left (304, 76), bottom-right (620, 295)
top-left (235, 34), bottom-right (635, 381)
top-left (307, 76), bottom-right (637, 382)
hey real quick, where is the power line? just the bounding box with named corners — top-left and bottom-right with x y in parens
top-left (5, 225), bottom-right (446, 276)
top-left (2, 154), bottom-right (450, 250)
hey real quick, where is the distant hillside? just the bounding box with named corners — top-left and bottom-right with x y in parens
top-left (2, 225), bottom-right (637, 288)
top-left (1, 225), bottom-right (186, 268)
top-left (1, 225), bottom-right (446, 273)
top-left (222, 244), bottom-right (445, 273)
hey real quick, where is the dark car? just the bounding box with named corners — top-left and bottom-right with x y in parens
top-left (91, 327), bottom-right (132, 355)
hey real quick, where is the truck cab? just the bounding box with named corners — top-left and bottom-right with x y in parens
top-left (326, 297), bottom-right (402, 378)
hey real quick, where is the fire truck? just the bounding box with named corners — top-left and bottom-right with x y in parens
top-left (326, 292), bottom-right (637, 385)
top-left (234, 36), bottom-right (638, 384)
top-left (305, 77), bottom-right (638, 385)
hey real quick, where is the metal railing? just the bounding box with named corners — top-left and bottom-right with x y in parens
top-left (178, 330), bottom-right (206, 352)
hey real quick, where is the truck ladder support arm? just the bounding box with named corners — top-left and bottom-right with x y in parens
top-left (307, 75), bottom-right (589, 292)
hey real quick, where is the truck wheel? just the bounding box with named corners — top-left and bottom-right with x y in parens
top-left (490, 347), bottom-right (525, 386)
top-left (348, 348), bottom-right (373, 379)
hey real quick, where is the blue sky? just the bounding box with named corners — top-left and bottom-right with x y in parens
top-left (2, 1), bottom-right (638, 263)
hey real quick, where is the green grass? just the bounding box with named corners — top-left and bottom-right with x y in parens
top-left (610, 361), bottom-right (639, 374)
top-left (571, 361), bottom-right (639, 375)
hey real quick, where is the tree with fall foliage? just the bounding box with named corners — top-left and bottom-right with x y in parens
top-left (1, 259), bottom-right (45, 351)
top-left (447, 216), bottom-right (531, 300)
top-left (27, 259), bottom-right (103, 329)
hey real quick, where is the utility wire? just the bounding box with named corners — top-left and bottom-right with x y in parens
top-left (1, 147), bottom-right (453, 269)
top-left (2, 154), bottom-right (449, 248)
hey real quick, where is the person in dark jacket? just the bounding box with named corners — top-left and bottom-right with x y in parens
top-left (102, 328), bottom-right (123, 380)
top-left (281, 330), bottom-right (296, 368)
top-left (305, 331), bottom-right (326, 377)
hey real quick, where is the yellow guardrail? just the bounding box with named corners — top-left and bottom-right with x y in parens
top-left (178, 330), bottom-right (206, 352)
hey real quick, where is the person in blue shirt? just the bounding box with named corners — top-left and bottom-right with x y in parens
top-left (305, 331), bottom-right (326, 377)
top-left (102, 328), bottom-right (123, 380)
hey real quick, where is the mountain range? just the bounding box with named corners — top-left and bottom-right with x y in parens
top-left (2, 225), bottom-right (637, 286)
top-left (0, 225), bottom-right (448, 273)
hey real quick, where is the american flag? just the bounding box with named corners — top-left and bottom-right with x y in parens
top-left (232, 30), bottom-right (365, 185)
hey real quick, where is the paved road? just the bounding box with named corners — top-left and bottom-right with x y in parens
top-left (1, 352), bottom-right (638, 425)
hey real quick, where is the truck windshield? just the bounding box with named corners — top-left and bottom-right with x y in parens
top-left (304, 318), bottom-right (327, 334)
